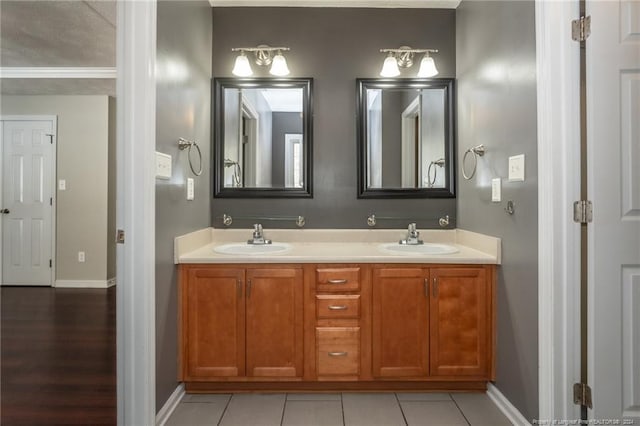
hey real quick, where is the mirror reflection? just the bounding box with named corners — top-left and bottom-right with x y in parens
top-left (357, 79), bottom-right (455, 198)
top-left (214, 78), bottom-right (312, 198)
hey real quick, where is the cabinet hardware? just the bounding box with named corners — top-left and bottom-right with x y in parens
top-left (327, 279), bottom-right (347, 284)
top-left (424, 278), bottom-right (429, 297)
top-left (328, 351), bottom-right (348, 357)
top-left (237, 279), bottom-right (242, 298)
top-left (328, 305), bottom-right (348, 310)
top-left (432, 277), bottom-right (438, 297)
top-left (247, 279), bottom-right (252, 298)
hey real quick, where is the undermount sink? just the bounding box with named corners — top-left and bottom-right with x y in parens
top-left (378, 242), bottom-right (459, 255)
top-left (213, 242), bottom-right (292, 256)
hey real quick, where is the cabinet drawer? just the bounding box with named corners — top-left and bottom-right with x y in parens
top-left (316, 268), bottom-right (360, 292)
top-left (316, 327), bottom-right (360, 376)
top-left (316, 295), bottom-right (360, 319)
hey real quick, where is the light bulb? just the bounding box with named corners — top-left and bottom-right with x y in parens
top-left (417, 54), bottom-right (438, 78)
top-left (270, 51), bottom-right (290, 76)
top-left (232, 52), bottom-right (253, 77)
top-left (380, 53), bottom-right (400, 77)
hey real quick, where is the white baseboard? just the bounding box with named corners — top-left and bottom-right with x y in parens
top-left (487, 383), bottom-right (531, 426)
top-left (55, 279), bottom-right (115, 288)
top-left (156, 383), bottom-right (185, 426)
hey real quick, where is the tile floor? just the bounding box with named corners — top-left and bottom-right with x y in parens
top-left (166, 392), bottom-right (513, 426)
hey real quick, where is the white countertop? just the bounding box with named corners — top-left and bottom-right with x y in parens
top-left (175, 228), bottom-right (501, 265)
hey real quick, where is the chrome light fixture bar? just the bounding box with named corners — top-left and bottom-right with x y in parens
top-left (231, 45), bottom-right (291, 77)
top-left (379, 46), bottom-right (439, 78)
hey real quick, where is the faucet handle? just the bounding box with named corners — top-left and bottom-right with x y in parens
top-left (253, 223), bottom-right (262, 232)
top-left (408, 222), bottom-right (417, 232)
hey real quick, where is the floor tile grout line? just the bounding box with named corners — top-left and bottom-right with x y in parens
top-left (395, 393), bottom-right (410, 426)
top-left (449, 393), bottom-right (472, 426)
top-left (340, 392), bottom-right (346, 426)
top-left (215, 394), bottom-right (233, 426)
top-left (280, 394), bottom-right (287, 426)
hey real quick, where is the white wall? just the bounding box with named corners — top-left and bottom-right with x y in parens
top-left (1, 95), bottom-right (115, 285)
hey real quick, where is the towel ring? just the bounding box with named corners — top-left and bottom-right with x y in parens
top-left (426, 158), bottom-right (445, 187)
top-left (178, 137), bottom-right (203, 176)
top-left (461, 144), bottom-right (485, 180)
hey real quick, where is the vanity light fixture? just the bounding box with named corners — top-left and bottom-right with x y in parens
top-left (379, 46), bottom-right (439, 78)
top-left (231, 45), bottom-right (291, 77)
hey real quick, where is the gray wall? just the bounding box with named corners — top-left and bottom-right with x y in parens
top-left (1, 95), bottom-right (115, 283)
top-left (456, 1), bottom-right (538, 420)
top-left (155, 0), bottom-right (212, 411)
top-left (271, 112), bottom-right (303, 187)
top-left (212, 8), bottom-right (456, 229)
top-left (381, 91), bottom-right (404, 187)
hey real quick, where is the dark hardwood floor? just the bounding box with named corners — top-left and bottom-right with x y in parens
top-left (1, 286), bottom-right (116, 425)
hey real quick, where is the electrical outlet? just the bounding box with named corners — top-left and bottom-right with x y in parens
top-left (491, 178), bottom-right (502, 202)
top-left (58, 179), bottom-right (66, 191)
top-left (78, 251), bottom-right (85, 263)
top-left (187, 178), bottom-right (194, 200)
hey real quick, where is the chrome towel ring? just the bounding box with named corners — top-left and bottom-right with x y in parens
top-left (426, 158), bottom-right (445, 187)
top-left (178, 137), bottom-right (203, 176)
top-left (461, 144), bottom-right (485, 180)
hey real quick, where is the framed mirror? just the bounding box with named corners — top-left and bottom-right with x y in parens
top-left (214, 78), bottom-right (313, 198)
top-left (357, 78), bottom-right (455, 198)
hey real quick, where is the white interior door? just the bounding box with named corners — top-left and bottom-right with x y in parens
top-left (1, 118), bottom-right (55, 286)
top-left (587, 0), bottom-right (640, 421)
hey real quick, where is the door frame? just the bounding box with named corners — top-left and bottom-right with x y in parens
top-left (401, 95), bottom-right (421, 188)
top-left (0, 115), bottom-right (57, 287)
top-left (536, 1), bottom-right (582, 422)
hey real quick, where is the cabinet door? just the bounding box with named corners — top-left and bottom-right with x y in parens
top-left (246, 268), bottom-right (304, 378)
top-left (430, 267), bottom-right (488, 377)
top-left (184, 267), bottom-right (245, 379)
top-left (372, 267), bottom-right (429, 378)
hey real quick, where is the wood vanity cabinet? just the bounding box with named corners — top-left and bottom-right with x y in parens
top-left (372, 265), bottom-right (493, 380)
top-left (180, 265), bottom-right (303, 382)
top-left (179, 263), bottom-right (495, 390)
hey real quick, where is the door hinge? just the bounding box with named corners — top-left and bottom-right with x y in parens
top-left (116, 229), bottom-right (125, 244)
top-left (572, 15), bottom-right (591, 42)
top-left (50, 197), bottom-right (53, 206)
top-left (573, 383), bottom-right (593, 409)
top-left (573, 200), bottom-right (593, 224)
top-left (49, 259), bottom-right (52, 268)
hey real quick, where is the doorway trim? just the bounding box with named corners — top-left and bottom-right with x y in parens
top-left (116, 0), bottom-right (157, 424)
top-left (535, 1), bottom-right (582, 422)
top-left (0, 115), bottom-right (57, 288)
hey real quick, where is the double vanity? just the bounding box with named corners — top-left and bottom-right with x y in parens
top-left (175, 226), bottom-right (500, 393)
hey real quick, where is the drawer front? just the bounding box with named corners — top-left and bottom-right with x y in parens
top-left (316, 295), bottom-right (360, 319)
top-left (316, 268), bottom-right (360, 292)
top-left (316, 327), bottom-right (360, 376)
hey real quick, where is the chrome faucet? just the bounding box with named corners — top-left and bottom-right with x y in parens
top-left (247, 224), bottom-right (272, 245)
top-left (399, 223), bottom-right (424, 245)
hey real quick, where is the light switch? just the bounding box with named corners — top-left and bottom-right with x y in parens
top-left (491, 178), bottom-right (502, 202)
top-left (58, 179), bottom-right (66, 191)
top-left (508, 154), bottom-right (525, 182)
top-left (78, 251), bottom-right (85, 263)
top-left (155, 152), bottom-right (172, 179)
top-left (187, 178), bottom-right (194, 200)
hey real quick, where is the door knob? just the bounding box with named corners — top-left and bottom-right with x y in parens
top-left (1, 209), bottom-right (9, 214)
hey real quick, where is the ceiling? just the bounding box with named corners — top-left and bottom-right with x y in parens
top-left (0, 0), bottom-right (458, 96)
top-left (0, 0), bottom-right (116, 95)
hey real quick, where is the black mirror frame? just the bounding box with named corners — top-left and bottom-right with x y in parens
top-left (356, 78), bottom-right (456, 199)
top-left (213, 77), bottom-right (313, 198)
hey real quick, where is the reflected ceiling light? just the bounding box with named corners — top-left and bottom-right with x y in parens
top-left (231, 45), bottom-right (291, 77)
top-left (379, 46), bottom-right (439, 78)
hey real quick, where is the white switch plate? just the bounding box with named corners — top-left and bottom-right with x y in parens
top-left (508, 154), bottom-right (525, 181)
top-left (58, 179), bottom-right (66, 191)
top-left (491, 178), bottom-right (502, 202)
top-left (187, 178), bottom-right (194, 200)
top-left (155, 152), bottom-right (172, 179)
top-left (78, 251), bottom-right (85, 263)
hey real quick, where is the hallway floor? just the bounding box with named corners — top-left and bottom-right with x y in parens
top-left (166, 391), bottom-right (512, 426)
top-left (0, 286), bottom-right (116, 425)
